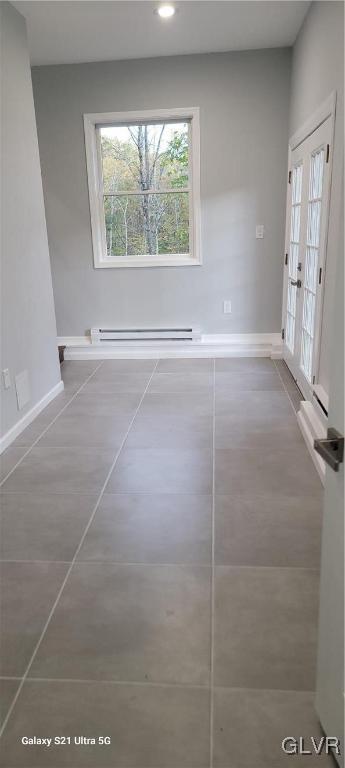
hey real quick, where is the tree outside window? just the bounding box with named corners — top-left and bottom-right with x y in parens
top-left (100, 121), bottom-right (190, 259)
top-left (84, 108), bottom-right (200, 268)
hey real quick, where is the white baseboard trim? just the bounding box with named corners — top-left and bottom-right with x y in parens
top-left (0, 380), bottom-right (64, 455)
top-left (58, 333), bottom-right (282, 360)
top-left (297, 400), bottom-right (327, 485)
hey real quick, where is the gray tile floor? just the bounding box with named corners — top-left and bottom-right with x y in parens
top-left (0, 357), bottom-right (333, 767)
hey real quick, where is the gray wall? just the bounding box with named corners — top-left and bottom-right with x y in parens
top-left (1, 2), bottom-right (61, 437)
top-left (290, 0), bottom-right (344, 396)
top-left (32, 48), bottom-right (291, 337)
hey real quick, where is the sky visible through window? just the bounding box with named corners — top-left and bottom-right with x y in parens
top-left (101, 123), bottom-right (186, 155)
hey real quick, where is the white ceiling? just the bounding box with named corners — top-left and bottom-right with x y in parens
top-left (13, 1), bottom-right (310, 67)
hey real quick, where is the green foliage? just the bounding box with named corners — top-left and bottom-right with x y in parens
top-left (160, 131), bottom-right (189, 189)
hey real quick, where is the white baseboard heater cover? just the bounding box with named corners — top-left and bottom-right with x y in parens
top-left (91, 327), bottom-right (201, 344)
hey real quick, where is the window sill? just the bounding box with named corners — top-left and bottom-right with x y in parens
top-left (94, 254), bottom-right (202, 269)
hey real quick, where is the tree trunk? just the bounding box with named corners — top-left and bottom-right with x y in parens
top-left (137, 126), bottom-right (156, 254)
top-left (109, 179), bottom-right (115, 256)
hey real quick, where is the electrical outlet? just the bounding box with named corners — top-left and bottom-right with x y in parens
top-left (15, 369), bottom-right (30, 411)
top-left (2, 368), bottom-right (11, 390)
top-left (256, 224), bottom-right (265, 239)
top-left (223, 300), bottom-right (232, 314)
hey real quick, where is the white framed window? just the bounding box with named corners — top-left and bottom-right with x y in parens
top-left (84, 107), bottom-right (201, 268)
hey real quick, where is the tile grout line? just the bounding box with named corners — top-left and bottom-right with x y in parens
top-left (0, 674), bottom-right (318, 696)
top-left (1, 490), bottom-right (214, 496)
top-left (0, 559), bottom-right (319, 571)
top-left (1, 560), bottom-right (212, 567)
top-left (0, 359), bottom-right (159, 740)
top-left (209, 358), bottom-right (216, 768)
top-left (0, 361), bottom-right (105, 487)
top-left (23, 677), bottom-right (210, 690)
top-left (2, 676), bottom-right (319, 697)
top-left (273, 359), bottom-right (300, 417)
top-left (0, 560), bottom-right (72, 565)
top-left (1, 491), bottom-right (213, 496)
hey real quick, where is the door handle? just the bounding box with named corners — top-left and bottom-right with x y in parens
top-left (314, 428), bottom-right (344, 472)
top-left (290, 278), bottom-right (302, 288)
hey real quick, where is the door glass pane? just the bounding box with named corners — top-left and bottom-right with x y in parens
top-left (300, 148), bottom-right (325, 382)
top-left (286, 163), bottom-right (303, 353)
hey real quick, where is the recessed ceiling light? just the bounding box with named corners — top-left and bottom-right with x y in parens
top-left (156, 4), bottom-right (176, 19)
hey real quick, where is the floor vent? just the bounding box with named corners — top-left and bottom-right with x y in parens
top-left (91, 327), bottom-right (201, 344)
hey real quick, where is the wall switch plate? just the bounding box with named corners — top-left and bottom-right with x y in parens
top-left (2, 368), bottom-right (11, 390)
top-left (256, 224), bottom-right (265, 239)
top-left (223, 300), bottom-right (232, 314)
top-left (15, 369), bottom-right (30, 411)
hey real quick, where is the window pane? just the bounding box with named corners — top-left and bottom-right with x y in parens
top-left (305, 246), bottom-right (318, 292)
top-left (309, 148), bottom-right (324, 199)
top-left (307, 200), bottom-right (321, 247)
top-left (104, 192), bottom-right (189, 257)
top-left (287, 281), bottom-right (297, 317)
top-left (100, 122), bottom-right (189, 194)
top-left (292, 164), bottom-right (303, 205)
top-left (286, 162), bottom-right (303, 354)
top-left (290, 204), bottom-right (301, 244)
top-left (286, 312), bottom-right (294, 353)
top-left (300, 331), bottom-right (312, 381)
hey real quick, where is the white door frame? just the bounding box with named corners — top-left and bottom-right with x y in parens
top-left (282, 91), bottom-right (337, 400)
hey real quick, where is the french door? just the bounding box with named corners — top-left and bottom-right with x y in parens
top-left (282, 116), bottom-right (333, 399)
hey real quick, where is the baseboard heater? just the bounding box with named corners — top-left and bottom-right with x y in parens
top-left (91, 327), bottom-right (201, 344)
